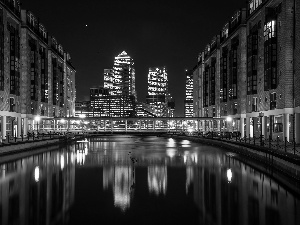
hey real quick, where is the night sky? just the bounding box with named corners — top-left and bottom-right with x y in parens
top-left (21, 0), bottom-right (246, 116)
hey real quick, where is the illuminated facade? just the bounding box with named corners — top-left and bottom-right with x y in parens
top-left (184, 70), bottom-right (193, 117)
top-left (0, 1), bottom-right (76, 140)
top-left (113, 51), bottom-right (136, 98)
top-left (90, 87), bottom-right (136, 117)
top-left (136, 102), bottom-right (156, 117)
top-left (103, 69), bottom-right (114, 94)
top-left (75, 101), bottom-right (92, 117)
top-left (193, 0), bottom-right (300, 142)
top-left (146, 67), bottom-right (172, 117)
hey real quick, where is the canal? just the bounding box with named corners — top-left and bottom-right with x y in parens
top-left (0, 135), bottom-right (299, 225)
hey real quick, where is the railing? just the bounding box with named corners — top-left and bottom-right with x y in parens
top-left (0, 131), bottom-right (81, 147)
top-left (182, 131), bottom-right (300, 156)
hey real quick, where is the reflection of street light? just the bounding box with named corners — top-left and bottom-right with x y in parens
top-left (34, 115), bottom-right (40, 133)
top-left (227, 169), bottom-right (233, 183)
top-left (34, 166), bottom-right (40, 182)
top-left (259, 112), bottom-right (264, 146)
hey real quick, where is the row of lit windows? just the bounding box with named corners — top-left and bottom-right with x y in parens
top-left (249, 0), bottom-right (263, 15)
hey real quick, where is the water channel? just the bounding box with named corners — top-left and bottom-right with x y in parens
top-left (0, 135), bottom-right (299, 225)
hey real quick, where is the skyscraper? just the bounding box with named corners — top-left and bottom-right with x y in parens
top-left (113, 51), bottom-right (136, 99)
top-left (146, 67), bottom-right (170, 117)
top-left (103, 69), bottom-right (114, 95)
top-left (184, 70), bottom-right (193, 117)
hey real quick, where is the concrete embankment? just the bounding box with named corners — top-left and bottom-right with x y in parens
top-left (0, 135), bottom-right (84, 158)
top-left (164, 134), bottom-right (300, 195)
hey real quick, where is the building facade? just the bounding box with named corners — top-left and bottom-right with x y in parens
top-left (194, 0), bottom-right (300, 142)
top-left (184, 70), bottom-right (193, 117)
top-left (0, 1), bottom-right (76, 139)
top-left (90, 87), bottom-right (136, 117)
top-left (103, 68), bottom-right (114, 95)
top-left (146, 67), bottom-right (172, 117)
top-left (113, 51), bottom-right (136, 99)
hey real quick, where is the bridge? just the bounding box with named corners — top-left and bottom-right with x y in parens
top-left (35, 116), bottom-right (233, 133)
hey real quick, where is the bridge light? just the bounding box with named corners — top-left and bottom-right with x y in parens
top-left (79, 114), bottom-right (86, 118)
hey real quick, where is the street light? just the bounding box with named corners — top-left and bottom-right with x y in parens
top-left (60, 119), bottom-right (65, 132)
top-left (34, 115), bottom-right (40, 134)
top-left (259, 112), bottom-right (264, 146)
top-left (226, 117), bottom-right (232, 132)
top-left (226, 116), bottom-right (232, 122)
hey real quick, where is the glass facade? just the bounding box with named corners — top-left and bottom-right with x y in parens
top-left (146, 67), bottom-right (169, 117)
top-left (113, 51), bottom-right (136, 98)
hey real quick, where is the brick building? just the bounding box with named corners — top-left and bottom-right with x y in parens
top-left (194, 0), bottom-right (300, 143)
top-left (0, 1), bottom-right (76, 139)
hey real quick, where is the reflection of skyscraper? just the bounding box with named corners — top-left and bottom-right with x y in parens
top-left (147, 166), bottom-right (167, 195)
top-left (114, 166), bottom-right (133, 211)
top-left (103, 165), bottom-right (133, 212)
top-left (103, 166), bottom-right (114, 190)
top-left (186, 166), bottom-right (194, 194)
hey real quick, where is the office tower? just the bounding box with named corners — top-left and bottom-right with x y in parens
top-left (113, 51), bottom-right (136, 99)
top-left (90, 87), bottom-right (135, 117)
top-left (104, 69), bottom-right (114, 95)
top-left (146, 67), bottom-right (170, 117)
top-left (184, 70), bottom-right (193, 117)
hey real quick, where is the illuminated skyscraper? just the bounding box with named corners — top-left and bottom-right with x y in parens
top-left (146, 67), bottom-right (171, 117)
top-left (103, 69), bottom-right (114, 95)
top-left (184, 70), bottom-right (193, 117)
top-left (113, 51), bottom-right (136, 99)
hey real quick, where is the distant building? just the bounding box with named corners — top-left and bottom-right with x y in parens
top-left (136, 102), bottom-right (157, 117)
top-left (146, 67), bottom-right (172, 117)
top-left (90, 87), bottom-right (136, 117)
top-left (103, 69), bottom-right (114, 95)
top-left (113, 51), bottom-right (136, 98)
top-left (75, 101), bottom-right (92, 117)
top-left (184, 70), bottom-right (193, 117)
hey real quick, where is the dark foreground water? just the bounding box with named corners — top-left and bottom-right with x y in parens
top-left (0, 135), bottom-right (299, 225)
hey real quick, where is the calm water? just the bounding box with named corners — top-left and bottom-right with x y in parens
top-left (0, 135), bottom-right (299, 225)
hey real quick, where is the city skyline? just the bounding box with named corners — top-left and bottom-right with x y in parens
top-left (21, 0), bottom-right (246, 116)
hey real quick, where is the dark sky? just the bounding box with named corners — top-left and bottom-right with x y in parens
top-left (21, 0), bottom-right (246, 116)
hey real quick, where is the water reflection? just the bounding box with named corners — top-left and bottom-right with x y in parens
top-left (148, 166), bottom-right (167, 195)
top-left (0, 136), bottom-right (299, 225)
top-left (0, 146), bottom-right (75, 225)
top-left (103, 165), bottom-right (133, 211)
